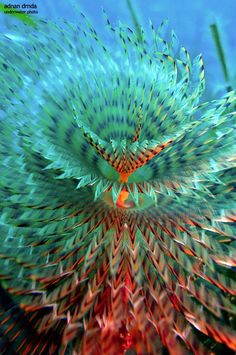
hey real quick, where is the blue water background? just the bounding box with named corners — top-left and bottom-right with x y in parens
top-left (0, 0), bottom-right (236, 98)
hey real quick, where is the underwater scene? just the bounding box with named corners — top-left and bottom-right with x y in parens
top-left (0, 0), bottom-right (236, 354)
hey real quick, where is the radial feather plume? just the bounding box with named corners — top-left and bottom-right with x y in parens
top-left (0, 14), bottom-right (236, 355)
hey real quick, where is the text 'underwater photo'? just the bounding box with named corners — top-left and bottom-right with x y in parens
top-left (0, 0), bottom-right (236, 354)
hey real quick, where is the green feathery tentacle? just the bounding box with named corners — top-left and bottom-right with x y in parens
top-left (0, 15), bottom-right (236, 354)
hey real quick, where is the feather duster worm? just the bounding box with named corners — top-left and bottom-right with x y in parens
top-left (0, 15), bottom-right (236, 355)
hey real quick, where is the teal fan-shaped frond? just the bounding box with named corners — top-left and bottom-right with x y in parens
top-left (0, 15), bottom-right (236, 354)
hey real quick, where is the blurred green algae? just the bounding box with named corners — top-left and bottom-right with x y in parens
top-left (0, 2), bottom-right (37, 27)
top-left (126, 0), bottom-right (143, 43)
top-left (210, 22), bottom-right (232, 92)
